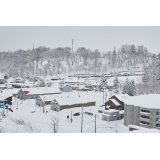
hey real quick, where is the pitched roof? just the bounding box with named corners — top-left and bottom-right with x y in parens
top-left (109, 99), bottom-right (121, 106)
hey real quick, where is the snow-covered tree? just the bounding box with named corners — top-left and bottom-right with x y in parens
top-left (122, 78), bottom-right (130, 94)
top-left (98, 74), bottom-right (108, 92)
top-left (113, 77), bottom-right (119, 94)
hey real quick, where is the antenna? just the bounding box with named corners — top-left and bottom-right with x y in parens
top-left (72, 39), bottom-right (74, 53)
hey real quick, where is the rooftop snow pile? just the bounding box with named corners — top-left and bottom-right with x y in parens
top-left (125, 94), bottom-right (160, 109)
top-left (40, 93), bottom-right (95, 106)
top-left (22, 84), bottom-right (61, 95)
top-left (110, 99), bottom-right (121, 106)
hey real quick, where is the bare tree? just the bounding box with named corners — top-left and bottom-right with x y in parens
top-left (50, 116), bottom-right (60, 133)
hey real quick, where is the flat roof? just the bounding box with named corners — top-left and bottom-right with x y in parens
top-left (125, 94), bottom-right (160, 109)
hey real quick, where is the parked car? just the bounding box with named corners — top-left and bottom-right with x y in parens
top-left (84, 112), bottom-right (93, 116)
top-left (73, 112), bottom-right (80, 116)
top-left (98, 110), bottom-right (103, 113)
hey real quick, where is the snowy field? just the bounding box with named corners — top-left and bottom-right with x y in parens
top-left (0, 90), bottom-right (159, 133)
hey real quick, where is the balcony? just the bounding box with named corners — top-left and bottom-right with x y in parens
top-left (141, 109), bottom-right (150, 114)
top-left (140, 117), bottom-right (150, 122)
top-left (140, 121), bottom-right (150, 127)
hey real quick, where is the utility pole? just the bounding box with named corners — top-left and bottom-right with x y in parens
top-left (95, 114), bottom-right (96, 133)
top-left (72, 39), bottom-right (74, 53)
top-left (78, 84), bottom-right (79, 97)
top-left (3, 103), bottom-right (5, 116)
top-left (81, 105), bottom-right (83, 133)
top-left (70, 110), bottom-right (72, 123)
top-left (103, 88), bottom-right (104, 104)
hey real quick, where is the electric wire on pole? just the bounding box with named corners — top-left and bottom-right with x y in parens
top-left (95, 114), bottom-right (96, 133)
top-left (70, 110), bottom-right (72, 123)
top-left (81, 105), bottom-right (83, 133)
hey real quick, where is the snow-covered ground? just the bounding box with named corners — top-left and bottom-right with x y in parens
top-left (0, 90), bottom-right (159, 133)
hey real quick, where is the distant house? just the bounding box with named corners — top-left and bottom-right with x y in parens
top-left (11, 83), bottom-right (30, 88)
top-left (16, 86), bottom-right (62, 100)
top-left (61, 85), bottom-right (73, 92)
top-left (105, 95), bottom-right (128, 110)
top-left (50, 97), bottom-right (96, 111)
top-left (0, 79), bottom-right (8, 84)
top-left (65, 79), bottom-right (85, 85)
top-left (36, 95), bottom-right (54, 107)
top-left (102, 109), bottom-right (124, 121)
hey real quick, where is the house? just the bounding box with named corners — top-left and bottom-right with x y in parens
top-left (102, 109), bottom-right (124, 121)
top-left (61, 85), bottom-right (73, 92)
top-left (65, 79), bottom-right (85, 86)
top-left (0, 79), bottom-right (8, 84)
top-left (134, 71), bottom-right (144, 76)
top-left (28, 77), bottom-right (41, 82)
top-left (50, 96), bottom-right (96, 111)
top-left (124, 94), bottom-right (160, 129)
top-left (11, 83), bottom-right (30, 88)
top-left (0, 89), bottom-right (19, 105)
top-left (16, 86), bottom-right (62, 100)
top-left (36, 95), bottom-right (55, 107)
top-left (105, 95), bottom-right (128, 110)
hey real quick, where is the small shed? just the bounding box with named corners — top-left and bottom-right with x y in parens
top-left (62, 85), bottom-right (73, 92)
top-left (102, 109), bottom-right (124, 121)
top-left (105, 95), bottom-right (128, 110)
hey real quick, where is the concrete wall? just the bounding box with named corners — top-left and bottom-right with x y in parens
top-left (124, 104), bottom-right (140, 126)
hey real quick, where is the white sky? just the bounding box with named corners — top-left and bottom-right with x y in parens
top-left (0, 26), bottom-right (160, 54)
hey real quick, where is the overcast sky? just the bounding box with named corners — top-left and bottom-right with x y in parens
top-left (0, 26), bottom-right (160, 54)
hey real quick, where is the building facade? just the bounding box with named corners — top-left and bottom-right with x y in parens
top-left (124, 104), bottom-right (160, 129)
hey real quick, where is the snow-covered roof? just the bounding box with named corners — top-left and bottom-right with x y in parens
top-left (103, 109), bottom-right (119, 113)
top-left (0, 88), bottom-right (20, 100)
top-left (110, 94), bottom-right (129, 103)
top-left (22, 83), bottom-right (61, 95)
top-left (128, 125), bottom-right (159, 133)
top-left (39, 95), bottom-right (55, 101)
top-left (65, 79), bottom-right (85, 83)
top-left (119, 110), bottom-right (124, 114)
top-left (109, 99), bottom-right (121, 106)
top-left (51, 94), bottom-right (95, 106)
top-left (125, 94), bottom-right (160, 109)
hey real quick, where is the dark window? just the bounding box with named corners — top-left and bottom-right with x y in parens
top-left (141, 109), bottom-right (150, 113)
top-left (156, 124), bottom-right (160, 127)
top-left (141, 121), bottom-right (149, 125)
top-left (141, 115), bottom-right (150, 119)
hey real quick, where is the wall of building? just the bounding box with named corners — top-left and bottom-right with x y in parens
top-left (51, 101), bottom-right (95, 111)
top-left (124, 104), bottom-right (160, 129)
top-left (124, 104), bottom-right (140, 126)
top-left (51, 102), bottom-right (60, 111)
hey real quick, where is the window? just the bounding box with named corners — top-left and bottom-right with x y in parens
top-left (156, 118), bottom-right (160, 121)
top-left (157, 112), bottom-right (160, 115)
top-left (156, 124), bottom-right (160, 128)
